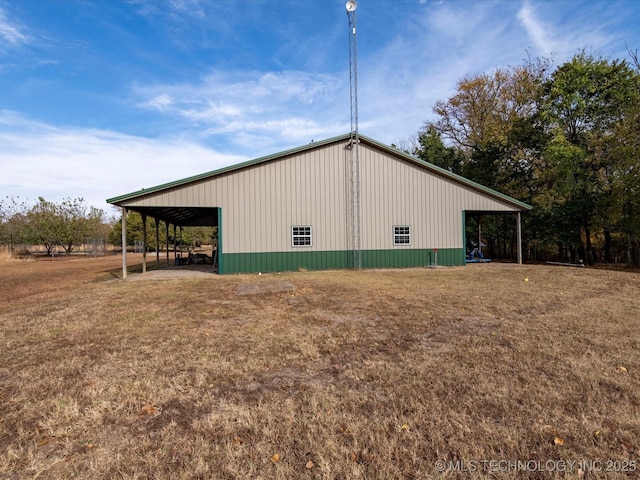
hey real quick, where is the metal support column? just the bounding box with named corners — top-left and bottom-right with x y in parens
top-left (516, 211), bottom-right (523, 265)
top-left (121, 207), bottom-right (127, 279)
top-left (166, 222), bottom-right (170, 265)
top-left (478, 215), bottom-right (482, 256)
top-left (173, 225), bottom-right (177, 261)
top-left (155, 217), bottom-right (160, 270)
top-left (141, 213), bottom-right (147, 273)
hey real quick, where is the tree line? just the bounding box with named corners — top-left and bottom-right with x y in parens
top-left (0, 197), bottom-right (214, 256)
top-left (0, 197), bottom-right (109, 256)
top-left (401, 50), bottom-right (640, 267)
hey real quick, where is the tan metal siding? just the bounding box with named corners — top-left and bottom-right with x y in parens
top-left (123, 143), bottom-right (350, 254)
top-left (121, 139), bottom-right (522, 254)
top-left (360, 146), bottom-right (520, 250)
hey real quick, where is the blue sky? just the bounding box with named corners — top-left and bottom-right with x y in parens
top-left (1, 0), bottom-right (639, 214)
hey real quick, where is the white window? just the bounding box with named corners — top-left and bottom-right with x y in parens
top-left (393, 225), bottom-right (411, 245)
top-left (292, 226), bottom-right (312, 247)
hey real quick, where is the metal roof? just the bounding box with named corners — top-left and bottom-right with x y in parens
top-left (106, 133), bottom-right (532, 226)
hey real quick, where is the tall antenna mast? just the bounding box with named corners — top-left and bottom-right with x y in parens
top-left (346, 0), bottom-right (361, 269)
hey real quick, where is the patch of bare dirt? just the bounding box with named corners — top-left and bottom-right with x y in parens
top-left (235, 280), bottom-right (296, 295)
top-left (126, 267), bottom-right (216, 281)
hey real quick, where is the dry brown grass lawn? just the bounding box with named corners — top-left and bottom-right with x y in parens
top-left (0, 255), bottom-right (639, 479)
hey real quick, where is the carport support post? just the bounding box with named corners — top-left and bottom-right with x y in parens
top-left (121, 207), bottom-right (127, 279)
top-left (155, 217), bottom-right (160, 270)
top-left (516, 211), bottom-right (523, 265)
top-left (165, 222), bottom-right (170, 265)
top-left (173, 225), bottom-right (177, 260)
top-left (478, 215), bottom-right (483, 256)
top-left (141, 213), bottom-right (147, 274)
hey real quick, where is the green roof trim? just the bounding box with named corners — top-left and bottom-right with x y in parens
top-left (106, 133), bottom-right (532, 211)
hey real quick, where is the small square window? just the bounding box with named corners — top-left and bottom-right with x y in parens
top-left (292, 226), bottom-right (312, 247)
top-left (394, 225), bottom-right (411, 245)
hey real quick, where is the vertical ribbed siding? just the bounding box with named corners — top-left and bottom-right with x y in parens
top-left (221, 247), bottom-right (463, 274)
top-left (360, 146), bottom-right (445, 250)
top-left (360, 146), bottom-right (520, 251)
top-left (125, 143), bottom-right (351, 254)
top-left (222, 250), bottom-right (351, 274)
top-left (122, 140), bottom-right (521, 265)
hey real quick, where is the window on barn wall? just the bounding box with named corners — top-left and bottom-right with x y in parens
top-left (292, 226), bottom-right (312, 247)
top-left (393, 225), bottom-right (411, 245)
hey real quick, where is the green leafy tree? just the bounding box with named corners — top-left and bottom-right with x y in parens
top-left (418, 58), bottom-right (550, 260)
top-left (25, 197), bottom-right (106, 255)
top-left (26, 198), bottom-right (65, 256)
top-left (58, 198), bottom-right (106, 254)
top-left (414, 126), bottom-right (464, 174)
top-left (0, 196), bottom-right (30, 253)
top-left (601, 49), bottom-right (640, 266)
top-left (537, 52), bottom-right (639, 264)
top-left (420, 51), bottom-right (640, 265)
top-left (109, 212), bottom-right (161, 249)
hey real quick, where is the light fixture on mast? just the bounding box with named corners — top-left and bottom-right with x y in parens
top-left (346, 0), bottom-right (361, 269)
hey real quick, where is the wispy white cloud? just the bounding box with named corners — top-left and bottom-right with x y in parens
top-left (136, 70), bottom-right (340, 115)
top-left (0, 6), bottom-right (29, 47)
top-left (131, 0), bottom-right (208, 20)
top-left (168, 0), bottom-right (206, 17)
top-left (373, 0), bottom-right (631, 145)
top-left (128, 0), bottom-right (234, 51)
top-left (0, 111), bottom-right (246, 210)
top-left (357, 1), bottom-right (516, 140)
top-left (130, 1), bottom-right (533, 152)
top-left (132, 1), bottom-right (500, 152)
top-left (133, 70), bottom-right (346, 151)
top-left (205, 117), bottom-right (341, 141)
top-left (517, 2), bottom-right (554, 54)
top-left (517, 1), bottom-right (622, 61)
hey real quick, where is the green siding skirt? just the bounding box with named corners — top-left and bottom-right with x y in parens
top-left (220, 248), bottom-right (464, 274)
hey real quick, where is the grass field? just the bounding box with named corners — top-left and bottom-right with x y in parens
top-left (0, 254), bottom-right (639, 479)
